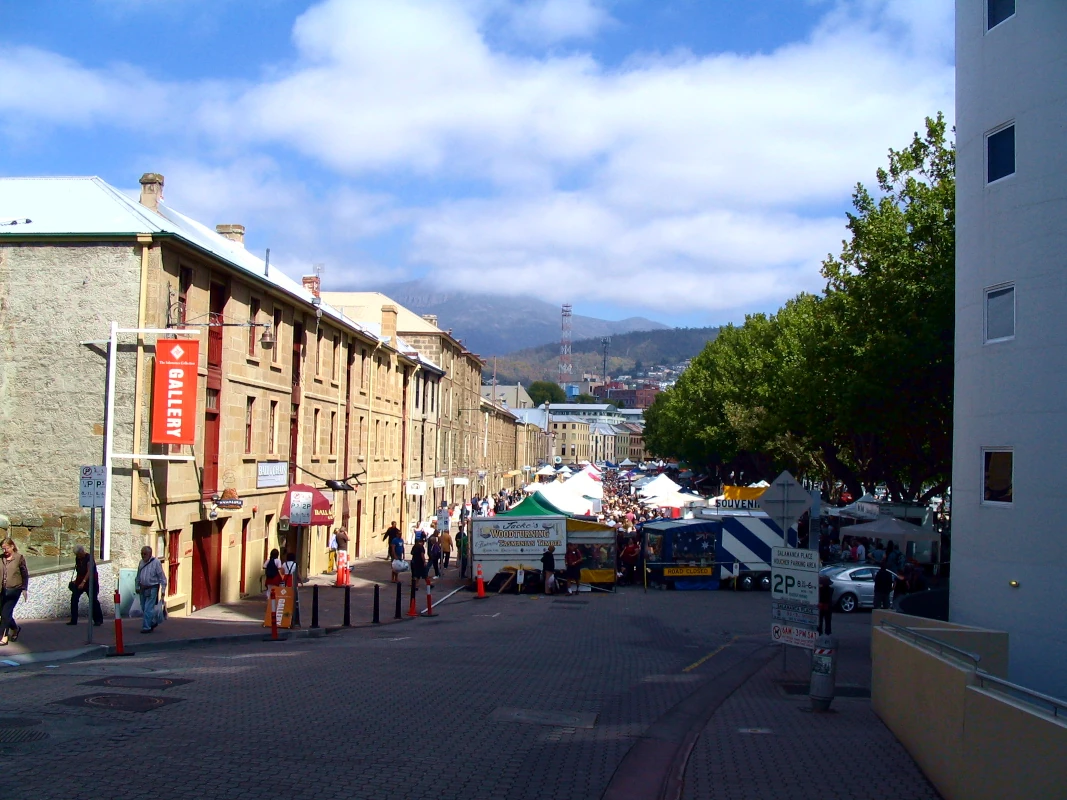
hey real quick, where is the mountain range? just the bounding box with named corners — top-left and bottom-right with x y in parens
top-left (373, 280), bottom-right (668, 356)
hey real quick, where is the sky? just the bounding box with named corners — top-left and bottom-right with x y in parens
top-left (0, 0), bottom-right (954, 328)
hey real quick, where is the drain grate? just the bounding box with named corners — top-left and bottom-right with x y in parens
top-left (54, 694), bottom-right (186, 713)
top-left (780, 683), bottom-right (871, 698)
top-left (0, 728), bottom-right (49, 744)
top-left (79, 676), bottom-right (192, 690)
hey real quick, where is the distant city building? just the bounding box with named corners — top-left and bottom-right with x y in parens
top-left (593, 382), bottom-right (661, 409)
top-left (951, 0), bottom-right (1067, 697)
top-left (481, 383), bottom-right (534, 409)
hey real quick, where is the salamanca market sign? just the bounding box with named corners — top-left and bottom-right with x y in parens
top-left (151, 339), bottom-right (199, 445)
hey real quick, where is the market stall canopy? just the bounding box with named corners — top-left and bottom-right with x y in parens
top-left (535, 465), bottom-right (556, 477)
top-left (641, 491), bottom-right (707, 509)
top-left (280, 484), bottom-right (334, 526)
top-left (619, 458), bottom-right (636, 467)
top-left (843, 516), bottom-right (940, 543)
top-left (638, 474), bottom-right (682, 497)
top-left (496, 495), bottom-right (559, 516)
top-left (534, 482), bottom-right (594, 516)
top-left (722, 485), bottom-right (768, 501)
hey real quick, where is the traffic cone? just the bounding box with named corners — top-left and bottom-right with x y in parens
top-left (407, 585), bottom-right (418, 617)
top-left (475, 563), bottom-right (487, 599)
top-left (425, 584), bottom-right (436, 617)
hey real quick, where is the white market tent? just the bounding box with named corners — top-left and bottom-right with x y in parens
top-left (619, 458), bottom-right (636, 467)
top-left (535, 465), bottom-right (556, 477)
top-left (638, 474), bottom-right (682, 498)
top-left (565, 471), bottom-right (604, 500)
top-left (534, 483), bottom-right (596, 516)
top-left (641, 491), bottom-right (708, 509)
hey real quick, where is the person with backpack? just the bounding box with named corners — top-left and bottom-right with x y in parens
top-left (281, 552), bottom-right (299, 587)
top-left (427, 532), bottom-right (443, 579)
top-left (264, 548), bottom-right (283, 597)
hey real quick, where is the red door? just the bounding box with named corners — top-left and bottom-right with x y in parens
top-left (203, 389), bottom-right (220, 499)
top-left (191, 520), bottom-right (223, 611)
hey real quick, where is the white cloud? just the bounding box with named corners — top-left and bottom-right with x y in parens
top-left (0, 0), bottom-right (955, 323)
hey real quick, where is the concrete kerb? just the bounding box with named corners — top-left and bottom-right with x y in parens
top-left (0, 644), bottom-right (110, 667)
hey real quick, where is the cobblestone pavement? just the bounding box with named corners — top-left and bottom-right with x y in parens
top-left (0, 587), bottom-right (936, 800)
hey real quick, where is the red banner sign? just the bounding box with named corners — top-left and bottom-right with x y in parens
top-left (152, 339), bottom-right (200, 445)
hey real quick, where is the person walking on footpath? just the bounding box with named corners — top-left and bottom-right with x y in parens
top-left (540, 545), bottom-right (556, 594)
top-left (281, 552), bottom-right (299, 587)
top-left (564, 543), bottom-right (583, 595)
top-left (389, 526), bottom-right (405, 582)
top-left (327, 530), bottom-right (338, 574)
top-left (410, 535), bottom-right (431, 590)
top-left (68, 544), bottom-right (103, 626)
top-left (335, 528), bottom-right (349, 559)
top-left (264, 548), bottom-right (283, 597)
top-left (135, 546), bottom-right (167, 634)
top-left (382, 520), bottom-right (401, 552)
top-left (874, 562), bottom-right (895, 609)
top-left (427, 532), bottom-right (443, 579)
top-left (439, 527), bottom-right (453, 570)
top-left (0, 538), bottom-right (29, 645)
top-left (817, 575), bottom-right (834, 635)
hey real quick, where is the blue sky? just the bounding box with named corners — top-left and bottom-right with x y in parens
top-left (0, 0), bottom-right (954, 327)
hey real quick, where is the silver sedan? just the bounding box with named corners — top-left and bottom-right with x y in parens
top-left (820, 565), bottom-right (896, 613)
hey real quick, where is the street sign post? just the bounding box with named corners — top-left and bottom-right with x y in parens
top-left (770, 623), bottom-right (817, 649)
top-left (79, 465), bottom-right (107, 508)
top-left (770, 546), bottom-right (820, 654)
top-left (758, 470), bottom-right (809, 543)
top-left (772, 599), bottom-right (819, 627)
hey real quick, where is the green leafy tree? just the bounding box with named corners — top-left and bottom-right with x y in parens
top-left (528, 381), bottom-right (566, 406)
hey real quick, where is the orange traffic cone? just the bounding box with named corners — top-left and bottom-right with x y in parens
top-left (475, 563), bottom-right (487, 599)
top-left (425, 584), bottom-right (436, 617)
top-left (407, 584), bottom-right (418, 617)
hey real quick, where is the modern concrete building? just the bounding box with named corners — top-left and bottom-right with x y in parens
top-left (951, 0), bottom-right (1067, 696)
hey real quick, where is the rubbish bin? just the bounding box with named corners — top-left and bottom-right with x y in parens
top-left (809, 634), bottom-right (837, 711)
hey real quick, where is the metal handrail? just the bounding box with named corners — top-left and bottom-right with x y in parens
top-left (975, 672), bottom-right (1066, 719)
top-left (879, 622), bottom-right (1067, 720)
top-left (878, 620), bottom-right (982, 667)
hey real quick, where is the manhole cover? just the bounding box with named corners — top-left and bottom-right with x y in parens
top-left (490, 707), bottom-right (597, 728)
top-left (54, 694), bottom-right (185, 713)
top-left (80, 676), bottom-right (193, 690)
top-left (0, 718), bottom-right (41, 728)
top-left (0, 729), bottom-right (49, 744)
top-left (780, 683), bottom-right (870, 698)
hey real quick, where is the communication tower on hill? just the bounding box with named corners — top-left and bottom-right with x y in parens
top-left (601, 337), bottom-right (610, 384)
top-left (559, 303), bottom-right (573, 385)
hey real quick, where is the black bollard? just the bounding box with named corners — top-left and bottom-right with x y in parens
top-left (311, 585), bottom-right (320, 629)
top-left (372, 584), bottom-right (381, 624)
top-left (394, 581), bottom-right (402, 619)
top-left (292, 583), bottom-right (301, 628)
top-left (343, 585), bottom-right (351, 627)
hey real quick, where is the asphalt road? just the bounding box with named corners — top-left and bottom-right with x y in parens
top-left (0, 588), bottom-right (915, 800)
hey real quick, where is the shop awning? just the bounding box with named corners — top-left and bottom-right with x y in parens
top-left (280, 484), bottom-right (334, 526)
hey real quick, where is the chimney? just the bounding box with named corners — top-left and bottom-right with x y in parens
top-left (421, 314), bottom-right (438, 328)
top-left (302, 275), bottom-right (321, 297)
top-left (216, 224), bottom-right (245, 245)
top-left (139, 173), bottom-right (164, 212)
top-left (381, 304), bottom-right (398, 342)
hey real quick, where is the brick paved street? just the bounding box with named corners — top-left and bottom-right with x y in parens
top-left (0, 587), bottom-right (937, 800)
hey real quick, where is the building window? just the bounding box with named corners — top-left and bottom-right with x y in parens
top-left (313, 408), bottom-right (321, 455)
top-left (245, 397), bottom-right (255, 453)
top-left (987, 124), bottom-right (1015, 183)
top-left (268, 400), bottom-right (278, 454)
top-left (271, 311), bottom-right (283, 367)
top-left (332, 335), bottom-right (340, 381)
top-left (329, 411), bottom-right (337, 456)
top-left (177, 267), bottom-right (193, 324)
top-left (984, 284), bottom-right (1015, 342)
top-left (248, 298), bottom-right (260, 356)
top-left (987, 0), bottom-right (1014, 30)
top-left (983, 449), bottom-right (1013, 505)
top-left (167, 530), bottom-right (181, 596)
top-left (316, 329), bottom-right (324, 376)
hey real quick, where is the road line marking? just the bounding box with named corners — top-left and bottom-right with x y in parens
top-left (420, 585), bottom-right (465, 613)
top-left (682, 636), bottom-right (738, 673)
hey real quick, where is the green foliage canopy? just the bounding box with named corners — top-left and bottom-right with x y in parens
top-left (528, 381), bottom-right (566, 406)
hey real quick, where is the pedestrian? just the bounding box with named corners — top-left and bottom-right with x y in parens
top-left (817, 575), bottom-right (834, 635)
top-left (264, 548), bottom-right (284, 597)
top-left (0, 538), bottom-right (29, 645)
top-left (540, 545), bottom-right (556, 594)
top-left (874, 562), bottom-right (894, 609)
top-left (855, 538), bottom-right (867, 564)
top-left (281, 551), bottom-right (299, 587)
top-left (389, 527), bottom-right (405, 582)
top-left (620, 538), bottom-right (640, 585)
top-left (327, 530), bottom-right (338, 574)
top-left (135, 545), bottom-right (167, 634)
top-left (456, 529), bottom-right (469, 580)
top-left (382, 519), bottom-right (401, 551)
top-left (428, 532), bottom-right (443, 578)
top-left (68, 544), bottom-right (103, 626)
top-left (410, 535), bottom-right (431, 590)
top-left (335, 528), bottom-right (349, 558)
top-left (440, 527), bottom-right (453, 569)
top-left (564, 543), bottom-right (583, 595)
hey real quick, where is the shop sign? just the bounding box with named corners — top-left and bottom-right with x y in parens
top-left (263, 587), bottom-right (294, 629)
top-left (257, 461), bottom-right (288, 489)
top-left (405, 481), bottom-right (427, 496)
top-left (452, 477), bottom-right (470, 486)
top-left (471, 517), bottom-right (565, 558)
top-left (151, 339), bottom-right (199, 445)
top-left (433, 477), bottom-right (446, 488)
top-left (215, 487), bottom-right (243, 510)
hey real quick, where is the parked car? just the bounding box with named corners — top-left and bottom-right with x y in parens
top-left (819, 565), bottom-right (897, 613)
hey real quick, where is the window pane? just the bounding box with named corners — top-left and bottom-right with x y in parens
top-left (984, 451), bottom-right (1013, 503)
top-left (987, 125), bottom-right (1015, 183)
top-left (987, 0), bottom-right (1015, 30)
top-left (985, 286), bottom-right (1015, 341)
